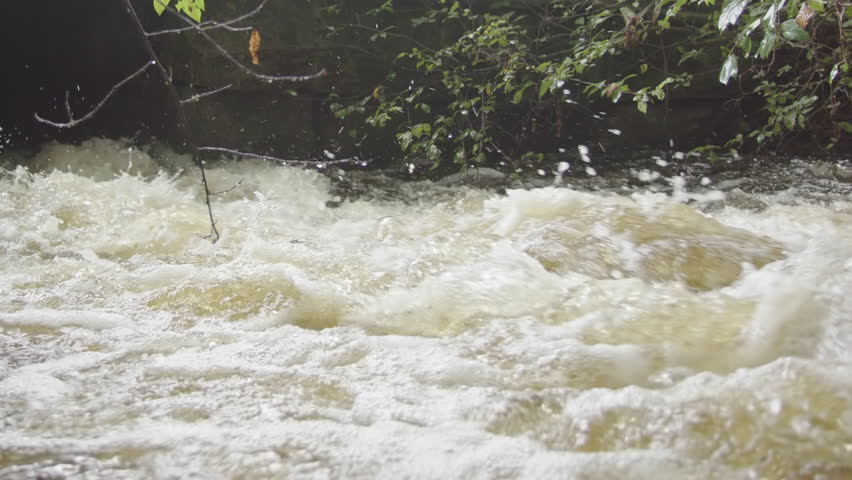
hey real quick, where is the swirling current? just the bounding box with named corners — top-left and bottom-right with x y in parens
top-left (1, 138), bottom-right (851, 479)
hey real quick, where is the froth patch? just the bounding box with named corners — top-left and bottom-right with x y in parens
top-left (343, 243), bottom-right (569, 336)
top-left (0, 309), bottom-right (133, 330)
top-left (31, 138), bottom-right (166, 180)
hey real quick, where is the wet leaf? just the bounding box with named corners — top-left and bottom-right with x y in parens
top-left (781, 19), bottom-right (810, 42)
top-left (783, 112), bottom-right (796, 129)
top-left (604, 82), bottom-right (619, 98)
top-left (719, 0), bottom-right (750, 31)
top-left (250, 29), bottom-right (262, 65)
top-left (757, 32), bottom-right (777, 59)
top-left (719, 54), bottom-right (738, 85)
top-left (829, 63), bottom-right (840, 85)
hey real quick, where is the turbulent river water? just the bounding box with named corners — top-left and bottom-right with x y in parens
top-left (1, 138), bottom-right (851, 479)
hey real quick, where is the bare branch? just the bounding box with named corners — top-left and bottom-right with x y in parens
top-left (147, 0), bottom-right (269, 36)
top-left (180, 84), bottom-right (233, 103)
top-left (34, 61), bottom-right (154, 128)
top-left (155, 0), bottom-right (327, 83)
top-left (124, 0), bottom-right (220, 242)
top-left (210, 178), bottom-right (244, 195)
top-left (198, 146), bottom-right (368, 166)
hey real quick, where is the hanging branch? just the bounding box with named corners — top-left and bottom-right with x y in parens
top-left (180, 84), bottom-right (232, 104)
top-left (33, 62), bottom-right (154, 128)
top-left (120, 0), bottom-right (226, 241)
top-left (147, 0), bottom-right (269, 36)
top-left (209, 178), bottom-right (245, 196)
top-left (153, 0), bottom-right (327, 83)
top-left (30, 0), bottom-right (331, 242)
top-left (198, 146), bottom-right (368, 166)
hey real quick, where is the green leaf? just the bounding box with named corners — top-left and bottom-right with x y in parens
top-left (510, 81), bottom-right (534, 104)
top-left (740, 35), bottom-right (752, 56)
top-left (807, 0), bottom-right (825, 13)
top-left (398, 132), bottom-right (413, 150)
top-left (538, 77), bottom-right (554, 99)
top-left (719, 54), bottom-right (739, 85)
top-left (783, 112), bottom-right (796, 130)
top-left (830, 63), bottom-right (840, 84)
top-left (781, 19), bottom-right (810, 42)
top-left (719, 0), bottom-right (750, 31)
top-left (757, 32), bottom-right (777, 59)
top-left (837, 121), bottom-right (852, 133)
top-left (427, 144), bottom-right (441, 160)
top-left (153, 0), bottom-right (171, 15)
top-left (174, 0), bottom-right (203, 22)
top-left (762, 0), bottom-right (785, 28)
top-left (640, 63), bottom-right (648, 74)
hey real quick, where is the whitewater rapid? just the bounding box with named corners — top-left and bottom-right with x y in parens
top-left (1, 138), bottom-right (851, 479)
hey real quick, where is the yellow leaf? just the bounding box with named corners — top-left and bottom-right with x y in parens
top-left (249, 29), bottom-right (261, 65)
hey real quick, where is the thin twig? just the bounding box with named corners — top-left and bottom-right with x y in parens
top-left (34, 62), bottom-right (154, 128)
top-left (180, 84), bottom-right (233, 103)
top-left (198, 146), bottom-right (367, 165)
top-left (146, 0), bottom-right (269, 36)
top-left (210, 178), bottom-right (244, 195)
top-left (125, 0), bottom-right (221, 242)
top-left (156, 0), bottom-right (327, 83)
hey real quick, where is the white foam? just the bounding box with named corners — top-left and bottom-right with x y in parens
top-left (0, 309), bottom-right (133, 330)
top-left (1, 139), bottom-right (851, 478)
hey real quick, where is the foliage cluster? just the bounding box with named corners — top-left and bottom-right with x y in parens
top-left (154, 0), bottom-right (205, 23)
top-left (321, 0), bottom-right (850, 170)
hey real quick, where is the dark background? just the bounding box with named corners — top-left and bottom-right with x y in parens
top-left (1, 1), bottom-right (175, 151)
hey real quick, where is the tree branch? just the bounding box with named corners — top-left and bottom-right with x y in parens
top-left (124, 0), bottom-right (222, 242)
top-left (33, 61), bottom-right (154, 128)
top-left (198, 146), bottom-right (368, 166)
top-left (33, 0), bottom-right (334, 242)
top-left (209, 178), bottom-right (244, 195)
top-left (155, 0), bottom-right (328, 83)
top-left (146, 0), bottom-right (269, 36)
top-left (180, 84), bottom-right (233, 103)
